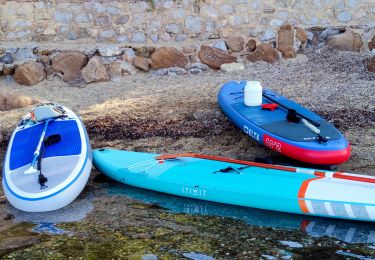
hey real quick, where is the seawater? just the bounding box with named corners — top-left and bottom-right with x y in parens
top-left (105, 182), bottom-right (375, 244)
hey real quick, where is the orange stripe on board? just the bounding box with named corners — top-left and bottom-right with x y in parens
top-left (156, 153), bottom-right (298, 173)
top-left (298, 200), bottom-right (309, 213)
top-left (333, 172), bottom-right (375, 184)
top-left (298, 176), bottom-right (325, 213)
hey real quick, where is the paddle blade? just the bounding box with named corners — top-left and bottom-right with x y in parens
top-left (24, 166), bottom-right (39, 175)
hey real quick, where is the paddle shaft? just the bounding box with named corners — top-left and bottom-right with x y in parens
top-left (30, 120), bottom-right (51, 168)
top-left (262, 93), bottom-right (320, 127)
top-left (230, 90), bottom-right (321, 127)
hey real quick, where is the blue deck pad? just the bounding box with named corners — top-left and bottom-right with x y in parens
top-left (9, 120), bottom-right (82, 170)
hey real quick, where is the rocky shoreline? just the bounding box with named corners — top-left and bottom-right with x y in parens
top-left (0, 24), bottom-right (375, 93)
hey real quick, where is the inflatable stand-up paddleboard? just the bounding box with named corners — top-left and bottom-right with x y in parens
top-left (218, 80), bottom-right (351, 165)
top-left (93, 149), bottom-right (375, 222)
top-left (2, 103), bottom-right (92, 212)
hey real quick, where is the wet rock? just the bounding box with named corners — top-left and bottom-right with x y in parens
top-left (326, 31), bottom-right (362, 52)
top-left (367, 57), bottom-right (375, 72)
top-left (246, 39), bottom-right (257, 52)
top-left (0, 236), bottom-right (40, 253)
top-left (132, 56), bottom-right (150, 71)
top-left (246, 43), bottom-right (280, 63)
top-left (0, 92), bottom-right (38, 111)
top-left (98, 46), bottom-right (121, 57)
top-left (82, 56), bottom-right (110, 83)
top-left (14, 61), bottom-right (46, 86)
top-left (151, 47), bottom-right (188, 69)
top-left (225, 37), bottom-right (244, 52)
top-left (134, 47), bottom-right (155, 58)
top-left (277, 23), bottom-right (296, 58)
top-left (3, 213), bottom-right (14, 220)
top-left (368, 35), bottom-right (375, 51)
top-left (220, 62), bottom-right (245, 72)
top-left (198, 45), bottom-right (237, 69)
top-left (213, 41), bottom-right (228, 51)
top-left (142, 254), bottom-right (158, 260)
top-left (52, 51), bottom-right (88, 83)
top-left (0, 53), bottom-right (14, 64)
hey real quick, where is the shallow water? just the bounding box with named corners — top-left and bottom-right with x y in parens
top-left (104, 182), bottom-right (375, 244)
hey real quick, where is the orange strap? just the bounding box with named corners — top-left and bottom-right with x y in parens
top-left (155, 153), bottom-right (298, 173)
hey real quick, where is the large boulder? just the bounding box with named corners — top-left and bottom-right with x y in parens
top-left (368, 57), bottom-right (375, 72)
top-left (277, 23), bottom-right (307, 59)
top-left (225, 37), bottom-right (244, 52)
top-left (151, 47), bottom-right (188, 69)
top-left (247, 43), bottom-right (280, 64)
top-left (369, 34), bottom-right (375, 51)
top-left (52, 51), bottom-right (88, 83)
top-left (198, 45), bottom-right (237, 69)
top-left (295, 27), bottom-right (308, 45)
top-left (277, 23), bottom-right (295, 58)
top-left (326, 31), bottom-right (363, 52)
top-left (0, 92), bottom-right (38, 111)
top-left (81, 56), bottom-right (110, 83)
top-left (246, 39), bottom-right (257, 52)
top-left (132, 56), bottom-right (150, 71)
top-left (14, 61), bottom-right (46, 86)
top-left (134, 46), bottom-right (156, 58)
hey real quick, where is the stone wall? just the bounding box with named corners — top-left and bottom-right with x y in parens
top-left (0, 0), bottom-right (374, 44)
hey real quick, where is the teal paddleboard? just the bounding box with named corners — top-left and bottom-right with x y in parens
top-left (93, 149), bottom-right (375, 222)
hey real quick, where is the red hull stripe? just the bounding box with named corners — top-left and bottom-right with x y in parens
top-left (263, 134), bottom-right (351, 165)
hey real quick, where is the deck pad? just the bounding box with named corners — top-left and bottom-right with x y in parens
top-left (10, 120), bottom-right (82, 170)
top-left (231, 98), bottom-right (341, 142)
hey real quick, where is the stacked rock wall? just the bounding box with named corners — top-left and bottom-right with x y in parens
top-left (0, 0), bottom-right (374, 44)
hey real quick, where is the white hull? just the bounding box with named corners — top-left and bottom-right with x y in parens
top-left (2, 106), bottom-right (92, 212)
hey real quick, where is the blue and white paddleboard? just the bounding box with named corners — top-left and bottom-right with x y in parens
top-left (2, 104), bottom-right (92, 212)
